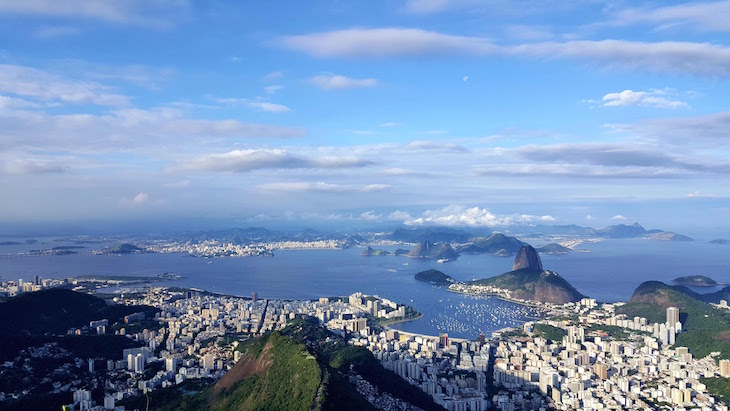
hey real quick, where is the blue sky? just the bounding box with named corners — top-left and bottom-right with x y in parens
top-left (1, 0), bottom-right (729, 235)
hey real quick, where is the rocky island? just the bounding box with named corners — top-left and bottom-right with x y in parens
top-left (673, 275), bottom-right (722, 287)
top-left (414, 269), bottom-right (455, 285)
top-left (360, 246), bottom-right (390, 256)
top-left (95, 243), bottom-right (149, 255)
top-left (407, 241), bottom-right (459, 261)
top-left (710, 239), bottom-right (730, 245)
top-left (536, 243), bottom-right (572, 255)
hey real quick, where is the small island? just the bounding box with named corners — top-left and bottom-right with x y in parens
top-left (710, 239), bottom-right (730, 245)
top-left (95, 243), bottom-right (149, 255)
top-left (536, 243), bottom-right (572, 255)
top-left (414, 269), bottom-right (455, 286)
top-left (673, 275), bottom-right (722, 287)
top-left (360, 246), bottom-right (390, 256)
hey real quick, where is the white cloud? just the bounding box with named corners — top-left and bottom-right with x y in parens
top-left (309, 74), bottom-right (378, 90)
top-left (280, 28), bottom-right (730, 76)
top-left (0, 0), bottom-right (190, 27)
top-left (183, 149), bottom-right (373, 173)
top-left (686, 191), bottom-right (716, 198)
top-left (600, 89), bottom-right (689, 109)
top-left (0, 64), bottom-right (129, 106)
top-left (133, 192), bottom-right (149, 204)
top-left (245, 101), bottom-right (290, 113)
top-left (611, 214), bottom-right (628, 220)
top-left (388, 210), bottom-right (414, 221)
top-left (360, 211), bottom-right (382, 220)
top-left (380, 122), bottom-right (401, 127)
top-left (362, 184), bottom-right (392, 192)
top-left (585, 215), bottom-right (593, 220)
top-left (403, 205), bottom-right (556, 227)
top-left (462, 75), bottom-right (469, 82)
top-left (264, 85), bottom-right (284, 94)
top-left (263, 70), bottom-right (283, 81)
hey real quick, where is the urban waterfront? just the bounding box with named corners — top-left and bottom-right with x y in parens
top-left (1, 238), bottom-right (728, 339)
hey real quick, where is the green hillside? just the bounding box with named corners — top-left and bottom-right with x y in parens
top-left (617, 281), bottom-right (730, 358)
top-left (0, 288), bottom-right (158, 336)
top-left (121, 316), bottom-right (442, 411)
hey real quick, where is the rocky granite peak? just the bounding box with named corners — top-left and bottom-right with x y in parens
top-left (512, 244), bottom-right (543, 271)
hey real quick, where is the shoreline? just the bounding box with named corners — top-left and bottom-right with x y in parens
top-left (380, 313), bottom-right (424, 327)
top-left (446, 287), bottom-right (548, 310)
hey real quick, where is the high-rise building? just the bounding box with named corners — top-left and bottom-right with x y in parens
top-left (252, 292), bottom-right (258, 302)
top-left (720, 359), bottom-right (730, 377)
top-left (134, 353), bottom-right (145, 374)
top-left (667, 307), bottom-right (680, 328)
top-left (440, 333), bottom-right (449, 348)
top-left (594, 363), bottom-right (608, 379)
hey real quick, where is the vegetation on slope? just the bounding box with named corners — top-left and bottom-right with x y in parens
top-left (469, 268), bottom-right (583, 304)
top-left (617, 281), bottom-right (730, 359)
top-left (0, 288), bottom-right (158, 336)
top-left (122, 316), bottom-right (442, 411)
top-left (532, 324), bottom-right (567, 343)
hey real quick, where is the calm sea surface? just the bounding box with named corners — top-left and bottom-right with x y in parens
top-left (1, 238), bottom-right (728, 339)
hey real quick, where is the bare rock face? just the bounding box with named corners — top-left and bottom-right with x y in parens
top-left (512, 245), bottom-right (543, 271)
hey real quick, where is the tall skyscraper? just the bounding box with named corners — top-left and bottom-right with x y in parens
top-left (439, 333), bottom-right (449, 348)
top-left (667, 307), bottom-right (680, 327)
top-left (252, 292), bottom-right (258, 302)
top-left (720, 359), bottom-right (730, 377)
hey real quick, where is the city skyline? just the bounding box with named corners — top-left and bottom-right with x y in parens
top-left (1, 1), bottom-right (729, 234)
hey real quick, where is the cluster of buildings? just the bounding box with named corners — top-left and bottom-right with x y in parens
top-left (52, 288), bottom-right (416, 410)
top-left (0, 275), bottom-right (67, 297)
top-left (146, 240), bottom-right (272, 258)
top-left (5, 279), bottom-right (730, 411)
top-left (145, 238), bottom-right (353, 258)
top-left (490, 300), bottom-right (728, 410)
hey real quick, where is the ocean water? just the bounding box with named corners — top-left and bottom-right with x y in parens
top-left (1, 238), bottom-right (728, 338)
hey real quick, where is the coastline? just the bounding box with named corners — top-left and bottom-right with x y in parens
top-left (446, 286), bottom-right (548, 310)
top-left (380, 312), bottom-right (424, 327)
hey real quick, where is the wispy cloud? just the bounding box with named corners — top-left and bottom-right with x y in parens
top-left (279, 28), bottom-right (730, 76)
top-left (611, 214), bottom-right (628, 220)
top-left (0, 0), bottom-right (190, 27)
top-left (256, 181), bottom-right (390, 193)
top-left (264, 85), bottom-right (284, 94)
top-left (212, 96), bottom-right (290, 113)
top-left (605, 1), bottom-right (730, 33)
top-left (182, 149), bottom-right (373, 173)
top-left (263, 70), bottom-right (283, 81)
top-left (405, 140), bottom-right (467, 152)
top-left (309, 74), bottom-right (378, 90)
top-left (0, 64), bottom-right (129, 106)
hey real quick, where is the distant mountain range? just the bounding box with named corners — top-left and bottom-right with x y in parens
top-left (529, 222), bottom-right (692, 241)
